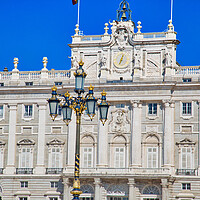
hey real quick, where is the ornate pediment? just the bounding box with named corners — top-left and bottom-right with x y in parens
top-left (109, 108), bottom-right (130, 133)
top-left (176, 138), bottom-right (196, 145)
top-left (17, 139), bottom-right (35, 145)
top-left (47, 138), bottom-right (65, 146)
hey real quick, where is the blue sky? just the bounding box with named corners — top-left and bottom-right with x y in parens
top-left (0, 0), bottom-right (199, 71)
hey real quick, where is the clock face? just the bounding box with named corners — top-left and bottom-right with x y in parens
top-left (114, 52), bottom-right (130, 68)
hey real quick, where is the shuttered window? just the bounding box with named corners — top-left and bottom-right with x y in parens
top-left (20, 148), bottom-right (32, 168)
top-left (83, 147), bottom-right (93, 168)
top-left (51, 148), bottom-right (61, 168)
top-left (181, 147), bottom-right (192, 169)
top-left (147, 147), bottom-right (158, 168)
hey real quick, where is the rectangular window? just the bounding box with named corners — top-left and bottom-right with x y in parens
top-left (182, 183), bottom-right (191, 190)
top-left (114, 147), bottom-right (125, 168)
top-left (147, 147), bottom-right (158, 168)
top-left (51, 148), bottom-right (61, 168)
top-left (19, 198), bottom-right (28, 200)
top-left (181, 147), bottom-right (192, 169)
top-left (20, 148), bottom-right (32, 168)
top-left (0, 83), bottom-right (4, 87)
top-left (116, 104), bottom-right (125, 108)
top-left (148, 103), bottom-right (157, 115)
top-left (24, 105), bottom-right (33, 118)
top-left (0, 106), bottom-right (3, 118)
top-left (183, 78), bottom-right (191, 82)
top-left (50, 181), bottom-right (58, 188)
top-left (25, 82), bottom-right (33, 86)
top-left (182, 103), bottom-right (192, 115)
top-left (181, 126), bottom-right (192, 133)
top-left (83, 147), bottom-right (93, 168)
top-left (49, 198), bottom-right (58, 200)
top-left (20, 181), bottom-right (28, 188)
top-left (55, 82), bottom-right (62, 86)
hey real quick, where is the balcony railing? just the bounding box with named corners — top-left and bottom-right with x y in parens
top-left (16, 168), bottom-right (33, 174)
top-left (46, 168), bottom-right (63, 174)
top-left (0, 168), bottom-right (3, 174)
top-left (176, 169), bottom-right (197, 176)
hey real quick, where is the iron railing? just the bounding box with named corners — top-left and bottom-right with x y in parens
top-left (46, 168), bottom-right (63, 174)
top-left (16, 168), bottom-right (33, 174)
top-left (176, 169), bottom-right (197, 176)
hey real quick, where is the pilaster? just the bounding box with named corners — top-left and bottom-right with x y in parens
top-left (163, 100), bottom-right (174, 168)
top-left (35, 102), bottom-right (47, 174)
top-left (130, 100), bottom-right (142, 167)
top-left (63, 178), bottom-right (71, 200)
top-left (128, 178), bottom-right (136, 200)
top-left (94, 178), bottom-right (101, 200)
top-left (161, 179), bottom-right (169, 200)
top-left (97, 120), bottom-right (108, 167)
top-left (5, 104), bottom-right (17, 174)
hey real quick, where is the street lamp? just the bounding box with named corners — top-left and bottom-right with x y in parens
top-left (48, 60), bottom-right (110, 200)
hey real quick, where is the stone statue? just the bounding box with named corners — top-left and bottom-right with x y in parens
top-left (71, 56), bottom-right (79, 69)
top-left (165, 52), bottom-right (172, 67)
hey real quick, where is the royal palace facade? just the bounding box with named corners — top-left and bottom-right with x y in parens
top-left (0, 1), bottom-right (200, 200)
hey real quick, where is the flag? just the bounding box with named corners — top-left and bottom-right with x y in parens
top-left (72, 0), bottom-right (78, 5)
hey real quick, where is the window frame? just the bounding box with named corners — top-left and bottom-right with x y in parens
top-left (20, 181), bottom-right (28, 188)
top-left (0, 105), bottom-right (5, 121)
top-left (180, 147), bottom-right (194, 169)
top-left (48, 146), bottom-right (63, 168)
top-left (19, 147), bottom-right (33, 168)
top-left (146, 103), bottom-right (159, 120)
top-left (147, 147), bottom-right (158, 168)
top-left (182, 183), bottom-right (191, 190)
top-left (114, 147), bottom-right (126, 168)
top-left (82, 147), bottom-right (93, 168)
top-left (22, 104), bottom-right (34, 120)
top-left (180, 102), bottom-right (193, 119)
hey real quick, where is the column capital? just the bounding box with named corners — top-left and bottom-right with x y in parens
top-left (8, 104), bottom-right (17, 110)
top-left (94, 178), bottom-right (101, 185)
top-left (162, 100), bottom-right (171, 107)
top-left (161, 179), bottom-right (169, 188)
top-left (130, 100), bottom-right (141, 108)
top-left (37, 102), bottom-right (47, 109)
top-left (128, 178), bottom-right (136, 186)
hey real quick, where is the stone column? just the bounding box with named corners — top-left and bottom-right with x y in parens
top-left (63, 178), bottom-right (71, 200)
top-left (163, 101), bottom-right (174, 168)
top-left (97, 120), bottom-right (108, 167)
top-left (94, 178), bottom-right (101, 200)
top-left (128, 178), bottom-right (136, 200)
top-left (35, 102), bottom-right (47, 174)
top-left (130, 101), bottom-right (142, 167)
top-left (5, 104), bottom-right (17, 174)
top-left (67, 113), bottom-right (76, 167)
top-left (161, 179), bottom-right (169, 200)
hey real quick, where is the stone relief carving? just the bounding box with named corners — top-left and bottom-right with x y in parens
top-left (100, 54), bottom-right (107, 68)
top-left (109, 109), bottom-right (130, 133)
top-left (146, 125), bottom-right (158, 133)
top-left (134, 50), bottom-right (141, 68)
top-left (164, 51), bottom-right (172, 67)
top-left (114, 28), bottom-right (129, 50)
top-left (146, 53), bottom-right (161, 77)
top-left (81, 125), bottom-right (93, 134)
top-left (71, 56), bottom-right (79, 69)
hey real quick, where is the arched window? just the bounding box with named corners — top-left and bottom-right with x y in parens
top-left (106, 184), bottom-right (128, 200)
top-left (143, 134), bottom-right (161, 168)
top-left (80, 184), bottom-right (94, 200)
top-left (111, 135), bottom-right (127, 168)
top-left (141, 185), bottom-right (161, 200)
top-left (81, 135), bottom-right (95, 168)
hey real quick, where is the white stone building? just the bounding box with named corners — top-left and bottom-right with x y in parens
top-left (0, 1), bottom-right (200, 200)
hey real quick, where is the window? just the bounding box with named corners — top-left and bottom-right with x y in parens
top-left (147, 147), bottom-right (158, 168)
top-left (19, 198), bottom-right (28, 200)
top-left (83, 147), bottom-right (93, 168)
top-left (0, 83), bottom-right (4, 87)
top-left (114, 147), bottom-right (125, 168)
top-left (181, 147), bottom-right (193, 169)
top-left (116, 104), bottom-right (125, 108)
top-left (148, 103), bottom-right (157, 115)
top-left (20, 148), bottom-right (32, 168)
top-left (24, 105), bottom-right (33, 118)
top-left (55, 82), bottom-right (62, 86)
top-left (181, 126), bottom-right (192, 133)
top-left (25, 82), bottom-right (33, 86)
top-left (182, 103), bottom-right (191, 115)
top-left (183, 78), bottom-right (191, 82)
top-left (0, 106), bottom-right (3, 118)
top-left (50, 147), bottom-right (62, 168)
top-left (51, 181), bottom-right (58, 188)
top-left (49, 198), bottom-right (58, 200)
top-left (182, 183), bottom-right (191, 190)
top-left (20, 181), bottom-right (28, 188)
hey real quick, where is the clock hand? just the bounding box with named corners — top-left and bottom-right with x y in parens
top-left (119, 54), bottom-right (124, 65)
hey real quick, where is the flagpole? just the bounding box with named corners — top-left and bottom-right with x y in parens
top-left (77, 0), bottom-right (80, 26)
top-left (171, 0), bottom-right (173, 21)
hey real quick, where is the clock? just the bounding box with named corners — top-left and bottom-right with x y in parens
top-left (114, 52), bottom-right (130, 68)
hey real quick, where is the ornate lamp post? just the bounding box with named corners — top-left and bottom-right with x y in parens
top-left (48, 60), bottom-right (110, 200)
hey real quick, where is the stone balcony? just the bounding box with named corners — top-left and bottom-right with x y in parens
top-left (63, 167), bottom-right (171, 178)
top-left (46, 168), bottom-right (63, 174)
top-left (16, 168), bottom-right (33, 174)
